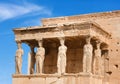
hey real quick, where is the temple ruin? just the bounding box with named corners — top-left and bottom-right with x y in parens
top-left (12, 10), bottom-right (120, 84)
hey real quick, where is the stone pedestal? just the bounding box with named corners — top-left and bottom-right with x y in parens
top-left (12, 73), bottom-right (104, 84)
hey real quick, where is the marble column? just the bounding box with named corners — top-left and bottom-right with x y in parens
top-left (101, 47), bottom-right (109, 83)
top-left (57, 37), bottom-right (67, 74)
top-left (15, 40), bottom-right (24, 74)
top-left (28, 45), bottom-right (35, 74)
top-left (93, 41), bottom-right (102, 75)
top-left (83, 36), bottom-right (93, 73)
top-left (35, 39), bottom-right (45, 74)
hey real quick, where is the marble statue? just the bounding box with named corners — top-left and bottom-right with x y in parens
top-left (93, 41), bottom-right (102, 75)
top-left (35, 40), bottom-right (45, 74)
top-left (28, 45), bottom-right (35, 74)
top-left (83, 36), bottom-right (93, 73)
top-left (57, 38), bottom-right (67, 74)
top-left (15, 41), bottom-right (24, 74)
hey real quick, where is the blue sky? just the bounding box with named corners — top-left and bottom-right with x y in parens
top-left (0, 0), bottom-right (120, 84)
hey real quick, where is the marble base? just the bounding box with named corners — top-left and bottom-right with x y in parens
top-left (12, 73), bottom-right (105, 84)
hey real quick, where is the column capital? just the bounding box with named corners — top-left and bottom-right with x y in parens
top-left (16, 40), bottom-right (22, 44)
top-left (58, 37), bottom-right (65, 41)
top-left (85, 35), bottom-right (92, 44)
top-left (36, 37), bottom-right (43, 41)
top-left (95, 39), bottom-right (101, 43)
top-left (85, 35), bottom-right (93, 38)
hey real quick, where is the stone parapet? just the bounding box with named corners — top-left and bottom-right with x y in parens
top-left (13, 73), bottom-right (104, 84)
top-left (42, 11), bottom-right (120, 27)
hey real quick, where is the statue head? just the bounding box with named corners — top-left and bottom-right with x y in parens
top-left (86, 35), bottom-right (91, 44)
top-left (36, 37), bottom-right (43, 47)
top-left (96, 40), bottom-right (101, 49)
top-left (59, 37), bottom-right (65, 46)
top-left (16, 40), bottom-right (22, 49)
top-left (38, 40), bottom-right (43, 47)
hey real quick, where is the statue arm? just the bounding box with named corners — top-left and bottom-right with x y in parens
top-left (40, 49), bottom-right (45, 60)
top-left (83, 45), bottom-right (87, 53)
top-left (65, 46), bottom-right (67, 50)
top-left (65, 46), bottom-right (67, 53)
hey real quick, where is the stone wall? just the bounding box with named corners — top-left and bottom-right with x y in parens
top-left (13, 74), bottom-right (104, 84)
top-left (109, 38), bottom-right (120, 84)
top-left (13, 10), bottom-right (120, 84)
top-left (43, 39), bottom-right (84, 74)
top-left (42, 11), bottom-right (120, 84)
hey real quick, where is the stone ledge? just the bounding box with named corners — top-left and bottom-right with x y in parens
top-left (12, 73), bottom-right (103, 78)
top-left (42, 10), bottom-right (120, 26)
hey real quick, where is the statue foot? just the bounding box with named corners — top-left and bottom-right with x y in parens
top-left (35, 72), bottom-right (43, 75)
top-left (56, 72), bottom-right (61, 75)
top-left (61, 72), bottom-right (66, 75)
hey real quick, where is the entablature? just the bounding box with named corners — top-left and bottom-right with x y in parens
top-left (13, 22), bottom-right (111, 45)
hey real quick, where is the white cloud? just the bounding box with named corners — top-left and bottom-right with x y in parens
top-left (0, 2), bottom-right (52, 21)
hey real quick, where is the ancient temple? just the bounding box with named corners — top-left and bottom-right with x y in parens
top-left (12, 10), bottom-right (120, 84)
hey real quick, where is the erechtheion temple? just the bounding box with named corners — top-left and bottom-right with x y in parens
top-left (12, 10), bottom-right (120, 84)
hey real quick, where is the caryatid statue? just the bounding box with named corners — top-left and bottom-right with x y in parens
top-left (83, 36), bottom-right (93, 73)
top-left (15, 41), bottom-right (24, 74)
top-left (57, 37), bottom-right (67, 74)
top-left (93, 41), bottom-right (102, 75)
top-left (28, 45), bottom-right (35, 74)
top-left (35, 39), bottom-right (45, 74)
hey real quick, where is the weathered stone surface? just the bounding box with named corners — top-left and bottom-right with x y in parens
top-left (12, 74), bottom-right (103, 84)
top-left (13, 10), bottom-right (120, 84)
top-left (35, 39), bottom-right (45, 74)
top-left (15, 41), bottom-right (24, 74)
top-left (83, 36), bottom-right (93, 73)
top-left (57, 37), bottom-right (67, 74)
top-left (93, 41), bottom-right (102, 75)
